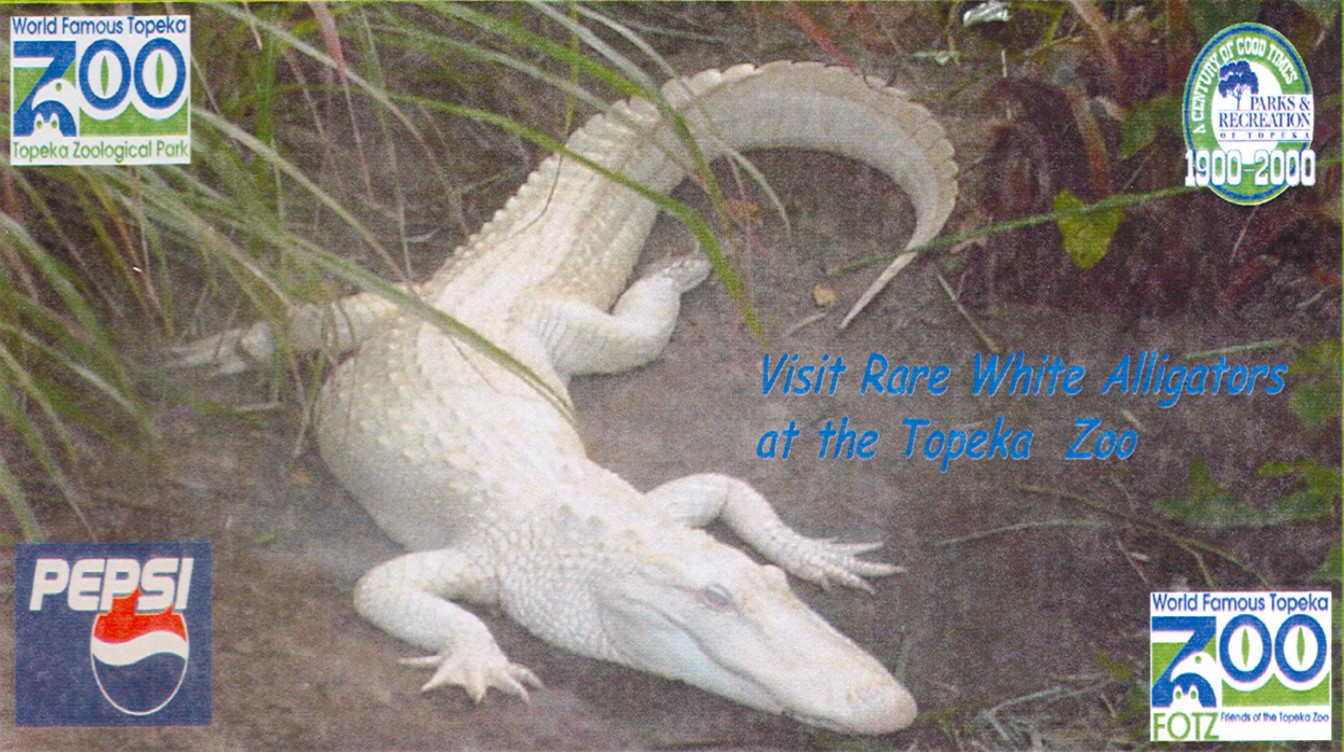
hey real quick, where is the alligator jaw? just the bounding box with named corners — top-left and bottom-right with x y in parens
top-left (592, 529), bottom-right (917, 734)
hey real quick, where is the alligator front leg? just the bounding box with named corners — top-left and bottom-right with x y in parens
top-left (524, 254), bottom-right (711, 377)
top-left (354, 548), bottom-right (542, 701)
top-left (644, 473), bottom-right (903, 591)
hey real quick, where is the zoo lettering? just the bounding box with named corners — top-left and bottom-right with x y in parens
top-left (755, 351), bottom-right (1288, 472)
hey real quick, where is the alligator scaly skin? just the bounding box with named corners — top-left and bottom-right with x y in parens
top-left (182, 61), bottom-right (957, 734)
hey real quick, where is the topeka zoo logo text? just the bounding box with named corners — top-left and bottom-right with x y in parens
top-left (10, 15), bottom-right (190, 166)
top-left (1150, 591), bottom-right (1331, 742)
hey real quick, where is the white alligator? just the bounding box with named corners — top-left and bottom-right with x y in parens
top-left (177, 61), bottom-right (956, 735)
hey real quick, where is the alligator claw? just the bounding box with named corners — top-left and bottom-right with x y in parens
top-left (168, 324), bottom-right (272, 377)
top-left (780, 537), bottom-right (905, 592)
top-left (401, 650), bottom-right (543, 703)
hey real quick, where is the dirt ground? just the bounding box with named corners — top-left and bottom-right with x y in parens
top-left (5, 166), bottom-right (1338, 750)
top-left (2, 4), bottom-right (1340, 751)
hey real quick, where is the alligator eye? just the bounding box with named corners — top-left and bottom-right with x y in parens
top-left (697, 584), bottom-right (736, 612)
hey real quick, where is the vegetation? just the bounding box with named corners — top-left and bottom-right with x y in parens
top-left (0, 3), bottom-right (1336, 747)
top-left (1, 2), bottom-right (753, 543)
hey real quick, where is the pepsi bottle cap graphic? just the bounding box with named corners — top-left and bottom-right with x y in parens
top-left (90, 589), bottom-right (191, 715)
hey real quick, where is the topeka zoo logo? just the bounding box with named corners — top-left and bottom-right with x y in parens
top-left (13, 542), bottom-right (212, 726)
top-left (1150, 591), bottom-right (1331, 742)
top-left (9, 15), bottom-right (190, 166)
top-left (1182, 23), bottom-right (1314, 205)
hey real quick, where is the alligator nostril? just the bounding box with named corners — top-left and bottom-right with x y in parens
top-left (847, 682), bottom-right (917, 734)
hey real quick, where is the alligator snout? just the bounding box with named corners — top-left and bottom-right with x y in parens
top-left (776, 656), bottom-right (917, 735)
top-left (832, 679), bottom-right (918, 735)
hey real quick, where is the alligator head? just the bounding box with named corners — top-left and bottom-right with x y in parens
top-left (579, 522), bottom-right (917, 734)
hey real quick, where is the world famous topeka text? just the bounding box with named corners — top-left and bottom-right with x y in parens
top-left (756, 351), bottom-right (1288, 472)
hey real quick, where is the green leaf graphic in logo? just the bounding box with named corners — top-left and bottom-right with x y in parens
top-left (156, 54), bottom-right (165, 93)
top-left (1240, 626), bottom-right (1251, 667)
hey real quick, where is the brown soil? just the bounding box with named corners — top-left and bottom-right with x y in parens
top-left (2, 4), bottom-right (1338, 750)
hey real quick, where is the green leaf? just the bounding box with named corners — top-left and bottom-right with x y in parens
top-left (1120, 94), bottom-right (1179, 159)
top-left (1310, 544), bottom-right (1340, 583)
top-left (1288, 339), bottom-right (1342, 377)
top-left (1259, 459), bottom-right (1340, 522)
top-left (1054, 189), bottom-right (1124, 270)
top-left (1288, 0), bottom-right (1340, 25)
top-left (1189, 0), bottom-right (1261, 42)
top-left (1156, 457), bottom-right (1275, 529)
top-left (1096, 651), bottom-right (1133, 683)
top-left (1286, 340), bottom-right (1341, 428)
top-left (1257, 460), bottom-right (1295, 478)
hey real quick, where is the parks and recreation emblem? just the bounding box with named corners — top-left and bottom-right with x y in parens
top-left (1150, 591), bottom-right (1331, 742)
top-left (1182, 23), bottom-right (1314, 205)
top-left (9, 15), bottom-right (191, 166)
top-left (13, 542), bottom-right (212, 726)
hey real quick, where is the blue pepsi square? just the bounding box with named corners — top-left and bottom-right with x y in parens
top-left (14, 542), bottom-right (211, 726)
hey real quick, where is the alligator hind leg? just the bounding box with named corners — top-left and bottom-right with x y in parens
top-left (644, 473), bottom-right (903, 591)
top-left (525, 254), bottom-right (711, 377)
top-left (171, 290), bottom-right (405, 376)
top-left (354, 548), bottom-right (542, 701)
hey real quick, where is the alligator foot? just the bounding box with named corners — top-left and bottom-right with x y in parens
top-left (765, 537), bottom-right (903, 592)
top-left (645, 473), bottom-right (904, 592)
top-left (401, 648), bottom-right (543, 702)
top-left (168, 322), bottom-right (273, 376)
top-left (169, 289), bottom-right (406, 376)
top-left (526, 253), bottom-right (712, 377)
top-left (354, 548), bottom-right (544, 703)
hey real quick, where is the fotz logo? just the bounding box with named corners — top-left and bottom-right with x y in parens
top-left (14, 543), bottom-right (211, 726)
top-left (1150, 591), bottom-right (1331, 742)
top-left (1182, 23), bottom-right (1314, 204)
top-left (9, 15), bottom-right (191, 166)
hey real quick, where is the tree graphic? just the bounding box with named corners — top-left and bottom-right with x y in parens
top-left (1218, 60), bottom-right (1259, 109)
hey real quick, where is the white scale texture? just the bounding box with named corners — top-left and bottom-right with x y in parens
top-left (183, 61), bottom-right (957, 736)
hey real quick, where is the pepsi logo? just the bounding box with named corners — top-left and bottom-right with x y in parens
top-left (15, 542), bottom-right (211, 726)
top-left (90, 589), bottom-right (190, 715)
